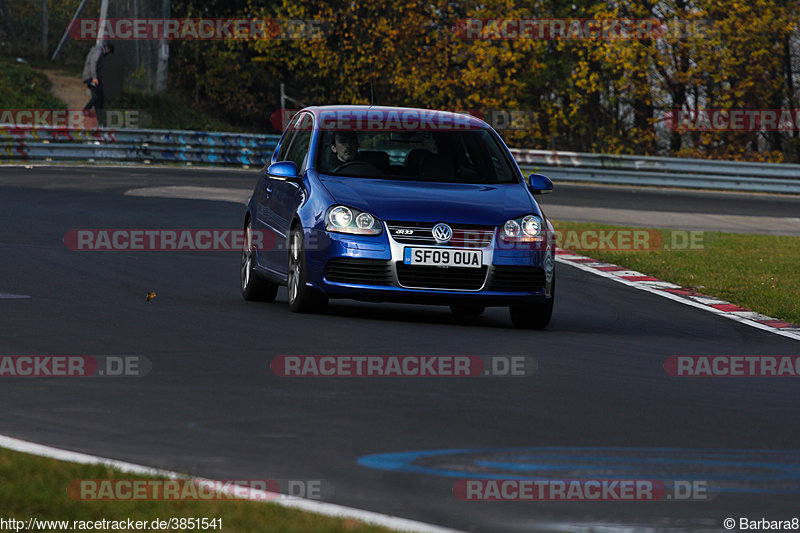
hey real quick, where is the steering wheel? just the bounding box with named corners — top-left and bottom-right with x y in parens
top-left (333, 159), bottom-right (381, 174)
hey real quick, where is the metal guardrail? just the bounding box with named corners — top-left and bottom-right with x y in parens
top-left (511, 148), bottom-right (800, 194)
top-left (2, 127), bottom-right (800, 193)
top-left (0, 127), bottom-right (281, 166)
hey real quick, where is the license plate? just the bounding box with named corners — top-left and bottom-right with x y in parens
top-left (403, 247), bottom-right (482, 268)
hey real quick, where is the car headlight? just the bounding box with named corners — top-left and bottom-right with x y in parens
top-left (502, 214), bottom-right (543, 241)
top-left (504, 220), bottom-right (520, 237)
top-left (325, 205), bottom-right (382, 235)
top-left (521, 215), bottom-right (541, 236)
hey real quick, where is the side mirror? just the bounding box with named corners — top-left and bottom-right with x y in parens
top-left (528, 173), bottom-right (553, 194)
top-left (267, 161), bottom-right (300, 181)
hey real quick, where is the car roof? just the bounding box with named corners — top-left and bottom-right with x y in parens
top-left (300, 105), bottom-right (491, 131)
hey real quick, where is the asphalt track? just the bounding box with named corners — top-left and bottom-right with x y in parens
top-left (1, 165), bottom-right (799, 532)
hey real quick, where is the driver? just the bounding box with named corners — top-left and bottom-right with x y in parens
top-left (331, 131), bottom-right (359, 164)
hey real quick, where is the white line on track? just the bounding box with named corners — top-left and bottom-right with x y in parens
top-left (0, 434), bottom-right (462, 533)
top-left (124, 186), bottom-right (250, 204)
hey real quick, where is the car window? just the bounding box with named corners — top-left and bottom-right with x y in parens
top-left (274, 113), bottom-right (302, 163)
top-left (315, 128), bottom-right (518, 184)
top-left (284, 114), bottom-right (313, 171)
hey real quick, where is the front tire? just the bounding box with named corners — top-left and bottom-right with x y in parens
top-left (241, 219), bottom-right (279, 302)
top-left (287, 226), bottom-right (328, 313)
top-left (509, 273), bottom-right (555, 329)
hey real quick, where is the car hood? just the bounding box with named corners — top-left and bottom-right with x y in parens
top-left (318, 175), bottom-right (537, 225)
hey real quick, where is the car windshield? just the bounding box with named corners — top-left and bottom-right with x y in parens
top-left (316, 129), bottom-right (519, 184)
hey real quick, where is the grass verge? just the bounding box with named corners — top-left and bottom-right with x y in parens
top-left (552, 220), bottom-right (800, 325)
top-left (0, 59), bottom-right (66, 109)
top-left (0, 446), bottom-right (394, 533)
top-left (109, 91), bottom-right (257, 133)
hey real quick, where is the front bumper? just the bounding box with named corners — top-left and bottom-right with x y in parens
top-left (303, 228), bottom-right (555, 306)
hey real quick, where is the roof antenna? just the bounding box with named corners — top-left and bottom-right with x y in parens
top-left (369, 62), bottom-right (375, 107)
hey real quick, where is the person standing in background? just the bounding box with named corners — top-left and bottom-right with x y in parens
top-left (81, 42), bottom-right (114, 126)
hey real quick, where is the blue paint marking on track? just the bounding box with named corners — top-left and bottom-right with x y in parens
top-left (357, 446), bottom-right (800, 494)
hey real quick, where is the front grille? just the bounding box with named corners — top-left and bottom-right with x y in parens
top-left (386, 221), bottom-right (494, 247)
top-left (489, 265), bottom-right (546, 292)
top-left (395, 263), bottom-right (488, 290)
top-left (325, 258), bottom-right (393, 286)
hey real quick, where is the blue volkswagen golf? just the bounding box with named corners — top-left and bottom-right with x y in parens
top-left (241, 106), bottom-right (556, 329)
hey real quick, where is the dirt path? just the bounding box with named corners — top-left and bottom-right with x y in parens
top-left (40, 69), bottom-right (88, 110)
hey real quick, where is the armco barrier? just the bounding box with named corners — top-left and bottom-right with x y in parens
top-left (2, 127), bottom-right (800, 193)
top-left (0, 127), bottom-right (281, 167)
top-left (511, 148), bottom-right (800, 194)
